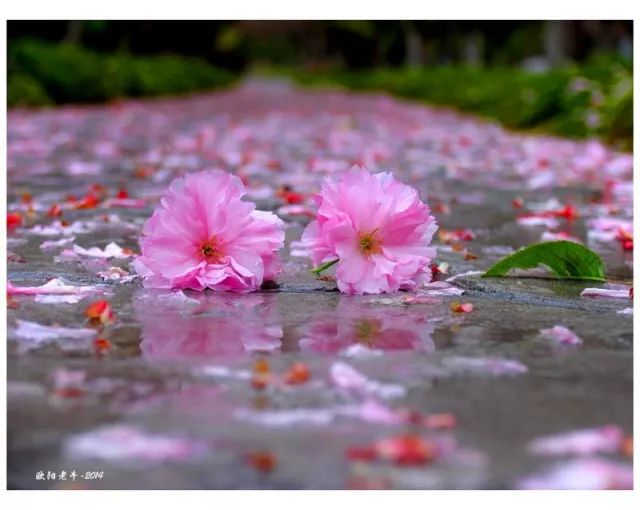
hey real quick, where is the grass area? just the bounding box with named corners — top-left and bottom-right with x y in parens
top-left (282, 56), bottom-right (632, 150)
top-left (8, 39), bottom-right (237, 107)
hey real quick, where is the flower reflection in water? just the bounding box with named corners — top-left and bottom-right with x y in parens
top-left (133, 290), bottom-right (282, 359)
top-left (299, 298), bottom-right (435, 354)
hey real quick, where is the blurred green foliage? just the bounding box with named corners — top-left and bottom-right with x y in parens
top-left (8, 38), bottom-right (631, 149)
top-left (8, 39), bottom-right (237, 106)
top-left (289, 55), bottom-right (632, 149)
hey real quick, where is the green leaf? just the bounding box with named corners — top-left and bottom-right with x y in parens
top-left (311, 258), bottom-right (339, 275)
top-left (483, 241), bottom-right (606, 281)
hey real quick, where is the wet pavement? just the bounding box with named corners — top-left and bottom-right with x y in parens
top-left (7, 80), bottom-right (633, 489)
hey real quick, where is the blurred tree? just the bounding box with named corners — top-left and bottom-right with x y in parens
top-left (544, 21), bottom-right (569, 65)
top-left (8, 20), bottom-right (633, 72)
top-left (62, 20), bottom-right (84, 45)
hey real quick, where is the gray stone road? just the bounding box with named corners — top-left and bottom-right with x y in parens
top-left (7, 81), bottom-right (633, 489)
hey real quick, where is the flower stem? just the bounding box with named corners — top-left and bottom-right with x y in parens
top-left (311, 258), bottom-right (339, 275)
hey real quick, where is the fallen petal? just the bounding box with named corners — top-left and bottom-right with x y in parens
top-left (8, 278), bottom-right (101, 296)
top-left (330, 361), bottom-right (406, 399)
top-left (443, 356), bottom-right (528, 376)
top-left (65, 425), bottom-right (207, 462)
top-left (517, 457), bottom-right (632, 489)
top-left (539, 325), bottom-right (583, 345)
top-left (528, 425), bottom-right (624, 456)
top-left (581, 287), bottom-right (632, 299)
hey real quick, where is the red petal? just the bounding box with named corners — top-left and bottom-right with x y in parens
top-left (247, 451), bottom-right (277, 473)
top-left (47, 204), bottom-right (62, 217)
top-left (375, 435), bottom-right (436, 465)
top-left (85, 300), bottom-right (115, 324)
top-left (93, 338), bottom-right (112, 353)
top-left (7, 213), bottom-right (22, 230)
top-left (450, 302), bottom-right (474, 313)
top-left (345, 446), bottom-right (378, 463)
top-left (284, 362), bottom-right (311, 385)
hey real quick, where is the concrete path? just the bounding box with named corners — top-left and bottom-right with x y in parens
top-left (7, 80), bottom-right (633, 489)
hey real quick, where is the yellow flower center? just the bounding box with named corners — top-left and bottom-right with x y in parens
top-left (200, 236), bottom-right (223, 263)
top-left (358, 229), bottom-right (382, 256)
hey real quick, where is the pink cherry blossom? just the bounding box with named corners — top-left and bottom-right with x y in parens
top-left (300, 166), bottom-right (438, 294)
top-left (134, 170), bottom-right (284, 292)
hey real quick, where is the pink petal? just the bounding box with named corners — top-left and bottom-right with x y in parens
top-left (539, 325), bottom-right (583, 345)
top-left (527, 425), bottom-right (624, 456)
top-left (581, 287), bottom-right (631, 299)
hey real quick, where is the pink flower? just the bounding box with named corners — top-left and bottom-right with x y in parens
top-left (300, 166), bottom-right (437, 294)
top-left (134, 170), bottom-right (284, 292)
